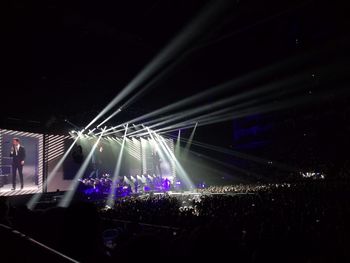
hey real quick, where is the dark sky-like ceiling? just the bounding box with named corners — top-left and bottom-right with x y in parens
top-left (2, 0), bottom-right (349, 132)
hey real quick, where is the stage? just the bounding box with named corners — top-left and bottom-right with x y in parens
top-left (0, 184), bottom-right (41, 196)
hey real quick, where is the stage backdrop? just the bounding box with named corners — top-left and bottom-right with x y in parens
top-left (46, 135), bottom-right (176, 192)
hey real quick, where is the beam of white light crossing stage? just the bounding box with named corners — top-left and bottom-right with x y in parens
top-left (107, 124), bottom-right (129, 206)
top-left (88, 0), bottom-right (330, 133)
top-left (58, 128), bottom-right (106, 208)
top-left (108, 47), bottom-right (327, 132)
top-left (140, 78), bottom-right (341, 137)
top-left (151, 130), bottom-right (194, 189)
top-left (157, 124), bottom-right (198, 136)
top-left (126, 100), bottom-right (260, 138)
top-left (112, 70), bottom-right (311, 138)
top-left (175, 129), bottom-right (181, 157)
top-left (27, 132), bottom-right (83, 210)
top-left (170, 134), bottom-right (299, 173)
top-left (171, 85), bottom-right (344, 131)
top-left (99, 126), bottom-right (126, 137)
top-left (140, 72), bottom-right (309, 134)
top-left (84, 0), bottom-right (233, 131)
top-left (183, 122), bottom-right (198, 159)
top-left (126, 111), bottom-right (187, 137)
top-left (96, 108), bottom-right (122, 128)
top-left (145, 127), bottom-right (168, 175)
top-left (118, 2), bottom-right (310, 113)
top-left (186, 148), bottom-right (265, 181)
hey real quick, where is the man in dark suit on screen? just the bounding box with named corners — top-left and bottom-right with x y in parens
top-left (10, 138), bottom-right (26, 190)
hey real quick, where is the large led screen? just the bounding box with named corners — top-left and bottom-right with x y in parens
top-left (0, 129), bottom-right (43, 196)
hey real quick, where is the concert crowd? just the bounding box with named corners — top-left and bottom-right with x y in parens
top-left (1, 181), bottom-right (350, 262)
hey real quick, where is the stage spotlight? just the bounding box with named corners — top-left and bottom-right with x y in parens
top-left (88, 128), bottom-right (96, 135)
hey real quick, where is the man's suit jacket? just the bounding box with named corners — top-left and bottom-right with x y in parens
top-left (10, 146), bottom-right (26, 164)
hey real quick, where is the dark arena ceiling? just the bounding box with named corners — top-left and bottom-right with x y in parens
top-left (2, 0), bottom-right (349, 134)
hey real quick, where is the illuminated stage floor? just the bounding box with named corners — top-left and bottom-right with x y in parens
top-left (0, 184), bottom-right (41, 195)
